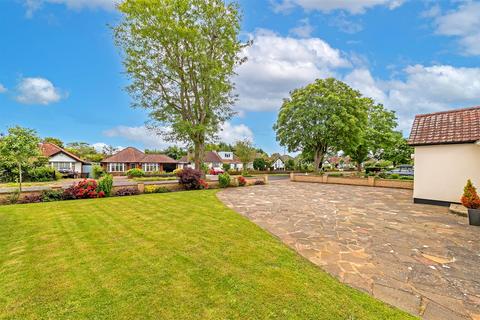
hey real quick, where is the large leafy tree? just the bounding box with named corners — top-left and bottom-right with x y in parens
top-left (234, 139), bottom-right (256, 173)
top-left (43, 137), bottom-right (64, 148)
top-left (113, 0), bottom-right (247, 170)
top-left (66, 142), bottom-right (103, 162)
top-left (345, 103), bottom-right (398, 171)
top-left (0, 126), bottom-right (40, 191)
top-left (382, 132), bottom-right (413, 166)
top-left (274, 78), bottom-right (369, 172)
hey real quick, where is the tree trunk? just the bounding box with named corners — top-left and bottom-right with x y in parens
top-left (193, 136), bottom-right (205, 173)
top-left (313, 149), bottom-right (325, 173)
top-left (357, 162), bottom-right (362, 172)
top-left (18, 162), bottom-right (22, 192)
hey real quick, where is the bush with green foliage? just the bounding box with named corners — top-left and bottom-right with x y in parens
top-left (218, 173), bottom-right (231, 188)
top-left (92, 165), bottom-right (105, 179)
top-left (222, 163), bottom-right (231, 172)
top-left (97, 174), bottom-right (113, 197)
top-left (28, 166), bottom-right (58, 182)
top-left (41, 189), bottom-right (64, 202)
top-left (127, 168), bottom-right (145, 178)
top-left (399, 176), bottom-right (413, 180)
top-left (328, 173), bottom-right (344, 177)
top-left (388, 173), bottom-right (400, 179)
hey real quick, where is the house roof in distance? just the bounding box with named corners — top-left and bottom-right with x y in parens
top-left (101, 147), bottom-right (178, 163)
top-left (40, 142), bottom-right (87, 164)
top-left (408, 106), bottom-right (480, 146)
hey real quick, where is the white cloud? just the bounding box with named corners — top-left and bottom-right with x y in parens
top-left (24, 0), bottom-right (116, 17)
top-left (0, 84), bottom-right (6, 93)
top-left (235, 29), bottom-right (350, 112)
top-left (15, 77), bottom-right (63, 105)
top-left (103, 126), bottom-right (175, 150)
top-left (430, 2), bottom-right (480, 55)
top-left (344, 65), bottom-right (480, 132)
top-left (91, 142), bottom-right (124, 153)
top-left (218, 122), bottom-right (254, 144)
top-left (289, 19), bottom-right (314, 38)
top-left (272, 0), bottom-right (404, 14)
top-left (328, 13), bottom-right (363, 34)
top-left (103, 122), bottom-right (254, 148)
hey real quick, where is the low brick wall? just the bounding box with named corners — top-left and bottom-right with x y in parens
top-left (290, 174), bottom-right (413, 190)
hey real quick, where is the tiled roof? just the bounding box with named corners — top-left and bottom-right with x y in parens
top-left (179, 151), bottom-right (234, 164)
top-left (101, 147), bottom-right (177, 163)
top-left (40, 142), bottom-right (87, 163)
top-left (408, 106), bottom-right (480, 146)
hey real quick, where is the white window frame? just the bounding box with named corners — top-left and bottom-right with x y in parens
top-left (50, 162), bottom-right (73, 170)
top-left (108, 163), bottom-right (125, 172)
top-left (142, 163), bottom-right (159, 172)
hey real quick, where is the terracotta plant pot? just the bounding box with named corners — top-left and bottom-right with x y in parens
top-left (468, 208), bottom-right (480, 226)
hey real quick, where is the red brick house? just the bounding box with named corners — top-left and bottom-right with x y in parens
top-left (101, 147), bottom-right (180, 175)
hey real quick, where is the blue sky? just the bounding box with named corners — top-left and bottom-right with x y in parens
top-left (1, 0), bottom-right (480, 154)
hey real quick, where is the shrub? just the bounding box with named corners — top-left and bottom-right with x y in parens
top-left (63, 179), bottom-right (103, 199)
top-left (6, 190), bottom-right (20, 204)
top-left (254, 180), bottom-right (265, 185)
top-left (28, 166), bottom-right (57, 182)
top-left (399, 176), bottom-right (413, 180)
top-left (126, 168), bottom-right (145, 178)
top-left (144, 185), bottom-right (170, 194)
top-left (97, 174), bottom-right (113, 197)
top-left (41, 189), bottom-right (64, 202)
top-left (176, 168), bottom-right (202, 190)
top-left (17, 194), bottom-right (42, 204)
top-left (238, 176), bottom-right (247, 186)
top-left (461, 179), bottom-right (480, 209)
top-left (115, 187), bottom-right (140, 197)
top-left (222, 163), bottom-right (231, 172)
top-left (218, 173), bottom-right (231, 188)
top-left (228, 169), bottom-right (240, 175)
top-left (328, 173), bottom-right (344, 177)
top-left (92, 165), bottom-right (105, 179)
top-left (199, 179), bottom-right (209, 189)
top-left (389, 173), bottom-right (400, 180)
top-left (173, 168), bottom-right (183, 176)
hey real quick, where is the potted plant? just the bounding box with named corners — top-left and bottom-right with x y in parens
top-left (461, 179), bottom-right (480, 226)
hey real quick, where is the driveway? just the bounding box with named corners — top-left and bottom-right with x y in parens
top-left (217, 181), bottom-right (480, 320)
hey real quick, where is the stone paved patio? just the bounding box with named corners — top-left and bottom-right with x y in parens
top-left (217, 181), bottom-right (480, 320)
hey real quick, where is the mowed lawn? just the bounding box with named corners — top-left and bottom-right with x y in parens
top-left (0, 191), bottom-right (414, 319)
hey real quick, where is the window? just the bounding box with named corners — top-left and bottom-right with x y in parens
top-left (142, 163), bottom-right (159, 172)
top-left (108, 163), bottom-right (125, 172)
top-left (50, 162), bottom-right (73, 171)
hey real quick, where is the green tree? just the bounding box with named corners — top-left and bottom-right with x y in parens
top-left (113, 0), bottom-right (247, 170)
top-left (43, 137), bottom-right (64, 148)
top-left (345, 103), bottom-right (398, 171)
top-left (274, 78), bottom-right (368, 172)
top-left (102, 145), bottom-right (118, 156)
top-left (0, 126), bottom-right (40, 191)
top-left (382, 132), bottom-right (413, 166)
top-left (155, 146), bottom-right (187, 160)
top-left (234, 140), bottom-right (256, 174)
top-left (253, 157), bottom-right (267, 171)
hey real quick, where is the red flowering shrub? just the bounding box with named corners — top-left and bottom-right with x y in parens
top-left (64, 179), bottom-right (103, 199)
top-left (177, 168), bottom-right (203, 190)
top-left (238, 176), bottom-right (247, 186)
top-left (199, 179), bottom-right (209, 189)
top-left (461, 179), bottom-right (480, 209)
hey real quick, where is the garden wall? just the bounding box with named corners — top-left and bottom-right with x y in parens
top-left (290, 174), bottom-right (413, 190)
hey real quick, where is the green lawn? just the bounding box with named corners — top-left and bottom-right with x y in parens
top-left (0, 191), bottom-right (414, 319)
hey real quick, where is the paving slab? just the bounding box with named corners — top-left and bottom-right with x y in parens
top-left (218, 181), bottom-right (480, 319)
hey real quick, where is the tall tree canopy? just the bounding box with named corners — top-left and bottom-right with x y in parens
top-left (234, 139), bottom-right (256, 173)
top-left (345, 103), bottom-right (398, 171)
top-left (43, 137), bottom-right (64, 148)
top-left (114, 0), bottom-right (247, 170)
top-left (273, 78), bottom-right (369, 172)
top-left (382, 132), bottom-right (413, 166)
top-left (0, 126), bottom-right (40, 191)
